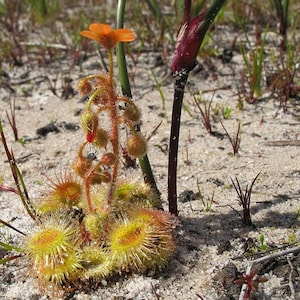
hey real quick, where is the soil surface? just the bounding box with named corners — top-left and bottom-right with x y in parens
top-left (0, 19), bottom-right (300, 300)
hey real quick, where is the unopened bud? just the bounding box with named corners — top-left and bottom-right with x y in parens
top-left (81, 109), bottom-right (98, 143)
top-left (100, 171), bottom-right (111, 183)
top-left (84, 213), bottom-right (102, 240)
top-left (78, 78), bottom-right (93, 95)
top-left (123, 104), bottom-right (141, 122)
top-left (100, 152), bottom-right (116, 166)
top-left (93, 128), bottom-right (108, 148)
top-left (72, 156), bottom-right (93, 178)
top-left (89, 169), bottom-right (111, 185)
top-left (171, 11), bottom-right (207, 73)
top-left (127, 134), bottom-right (147, 158)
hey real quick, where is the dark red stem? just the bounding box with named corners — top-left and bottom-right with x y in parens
top-left (168, 71), bottom-right (188, 215)
top-left (184, 0), bottom-right (192, 23)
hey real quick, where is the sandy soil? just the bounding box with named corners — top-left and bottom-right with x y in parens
top-left (0, 24), bottom-right (300, 299)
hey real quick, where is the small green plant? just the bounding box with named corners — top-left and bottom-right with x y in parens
top-left (258, 234), bottom-right (268, 251)
top-left (151, 69), bottom-right (168, 120)
top-left (27, 0), bottom-right (60, 24)
top-left (222, 106), bottom-right (232, 119)
top-left (240, 28), bottom-right (267, 103)
top-left (196, 179), bottom-right (216, 212)
top-left (286, 231), bottom-right (297, 244)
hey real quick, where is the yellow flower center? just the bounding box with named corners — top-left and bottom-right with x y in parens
top-left (111, 221), bottom-right (147, 251)
top-left (29, 227), bottom-right (66, 255)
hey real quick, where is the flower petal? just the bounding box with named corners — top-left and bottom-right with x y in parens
top-left (89, 23), bottom-right (112, 35)
top-left (80, 23), bottom-right (135, 50)
top-left (114, 29), bottom-right (135, 42)
top-left (80, 30), bottom-right (100, 43)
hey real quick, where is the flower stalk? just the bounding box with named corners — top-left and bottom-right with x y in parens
top-left (168, 0), bottom-right (227, 215)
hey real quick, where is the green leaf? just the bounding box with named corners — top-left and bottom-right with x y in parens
top-left (0, 241), bottom-right (24, 253)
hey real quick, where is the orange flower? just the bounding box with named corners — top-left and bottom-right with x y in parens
top-left (80, 23), bottom-right (135, 50)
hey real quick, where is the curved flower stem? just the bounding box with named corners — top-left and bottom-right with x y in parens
top-left (116, 0), bottom-right (161, 207)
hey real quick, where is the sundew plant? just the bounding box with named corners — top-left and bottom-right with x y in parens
top-left (0, 22), bottom-right (177, 292)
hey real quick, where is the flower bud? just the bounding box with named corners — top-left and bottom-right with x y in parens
top-left (72, 156), bottom-right (93, 178)
top-left (171, 11), bottom-right (207, 73)
top-left (123, 104), bottom-right (141, 122)
top-left (100, 152), bottom-right (116, 166)
top-left (84, 213), bottom-right (103, 240)
top-left (100, 171), bottom-right (111, 183)
top-left (93, 87), bottom-right (113, 106)
top-left (93, 128), bottom-right (108, 148)
top-left (81, 109), bottom-right (98, 143)
top-left (127, 134), bottom-right (147, 158)
top-left (78, 78), bottom-right (93, 95)
top-left (88, 169), bottom-right (111, 185)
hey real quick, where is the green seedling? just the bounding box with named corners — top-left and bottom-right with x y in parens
top-left (258, 234), bottom-right (268, 251)
top-left (240, 28), bottom-right (267, 103)
top-left (222, 106), bottom-right (232, 119)
top-left (27, 0), bottom-right (60, 24)
top-left (196, 179), bottom-right (216, 212)
top-left (151, 69), bottom-right (168, 120)
top-left (286, 231), bottom-right (297, 244)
